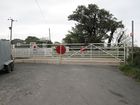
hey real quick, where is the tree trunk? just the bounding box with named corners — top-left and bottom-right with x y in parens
top-left (108, 30), bottom-right (115, 47)
top-left (117, 31), bottom-right (124, 46)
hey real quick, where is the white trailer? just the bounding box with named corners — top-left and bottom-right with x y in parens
top-left (0, 40), bottom-right (14, 73)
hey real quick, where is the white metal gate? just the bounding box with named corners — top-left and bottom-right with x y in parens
top-left (12, 43), bottom-right (127, 64)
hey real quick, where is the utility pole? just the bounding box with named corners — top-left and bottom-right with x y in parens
top-left (49, 28), bottom-right (51, 41)
top-left (8, 18), bottom-right (16, 42)
top-left (131, 20), bottom-right (134, 63)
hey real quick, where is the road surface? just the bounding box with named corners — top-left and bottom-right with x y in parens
top-left (0, 63), bottom-right (140, 105)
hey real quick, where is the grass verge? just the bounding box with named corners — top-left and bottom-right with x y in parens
top-left (119, 64), bottom-right (140, 82)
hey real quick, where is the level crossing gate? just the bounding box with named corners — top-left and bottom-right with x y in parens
top-left (12, 43), bottom-right (128, 65)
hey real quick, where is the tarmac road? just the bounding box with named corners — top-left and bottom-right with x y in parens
top-left (0, 63), bottom-right (140, 105)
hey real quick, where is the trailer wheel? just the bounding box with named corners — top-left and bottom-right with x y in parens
top-left (4, 65), bottom-right (12, 73)
top-left (11, 62), bottom-right (14, 71)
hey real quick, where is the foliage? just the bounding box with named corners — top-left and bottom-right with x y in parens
top-left (1, 39), bottom-right (9, 41)
top-left (46, 40), bottom-right (53, 44)
top-left (25, 36), bottom-right (40, 44)
top-left (11, 39), bottom-right (24, 44)
top-left (54, 41), bottom-right (60, 44)
top-left (37, 40), bottom-right (52, 44)
top-left (114, 29), bottom-right (131, 47)
top-left (119, 47), bottom-right (140, 81)
top-left (63, 4), bottom-right (124, 44)
top-left (24, 36), bottom-right (53, 44)
top-left (63, 28), bottom-right (85, 43)
top-left (120, 64), bottom-right (140, 81)
top-left (127, 47), bottom-right (140, 68)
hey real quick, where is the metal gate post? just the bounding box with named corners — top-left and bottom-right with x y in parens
top-left (124, 43), bottom-right (126, 64)
top-left (90, 44), bottom-right (93, 59)
top-left (117, 45), bottom-right (119, 58)
top-left (30, 46), bottom-right (32, 58)
top-left (43, 43), bottom-right (46, 56)
top-left (59, 44), bottom-right (62, 64)
top-left (126, 46), bottom-right (129, 60)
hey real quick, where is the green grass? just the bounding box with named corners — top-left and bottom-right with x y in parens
top-left (119, 64), bottom-right (140, 81)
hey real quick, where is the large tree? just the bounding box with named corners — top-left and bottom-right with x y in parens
top-left (63, 4), bottom-right (124, 45)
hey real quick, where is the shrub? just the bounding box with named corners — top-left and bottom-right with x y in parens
top-left (119, 47), bottom-right (140, 81)
top-left (120, 64), bottom-right (140, 81)
top-left (127, 47), bottom-right (140, 68)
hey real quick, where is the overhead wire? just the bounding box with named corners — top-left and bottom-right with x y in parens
top-left (34, 0), bottom-right (47, 24)
top-left (34, 0), bottom-right (52, 41)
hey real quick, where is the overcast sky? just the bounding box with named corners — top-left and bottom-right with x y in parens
top-left (0, 0), bottom-right (139, 46)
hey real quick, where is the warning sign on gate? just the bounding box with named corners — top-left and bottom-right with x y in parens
top-left (30, 42), bottom-right (38, 49)
top-left (56, 45), bottom-right (66, 54)
top-left (80, 46), bottom-right (86, 53)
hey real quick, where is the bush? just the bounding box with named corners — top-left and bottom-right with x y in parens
top-left (120, 64), bottom-right (140, 81)
top-left (127, 47), bottom-right (140, 68)
top-left (119, 47), bottom-right (140, 81)
top-left (133, 52), bottom-right (140, 67)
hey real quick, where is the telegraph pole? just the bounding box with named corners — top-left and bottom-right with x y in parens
top-left (131, 20), bottom-right (134, 63)
top-left (49, 28), bottom-right (51, 41)
top-left (8, 18), bottom-right (16, 42)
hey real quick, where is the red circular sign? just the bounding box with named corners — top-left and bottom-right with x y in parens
top-left (56, 45), bottom-right (66, 54)
top-left (80, 47), bottom-right (86, 52)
